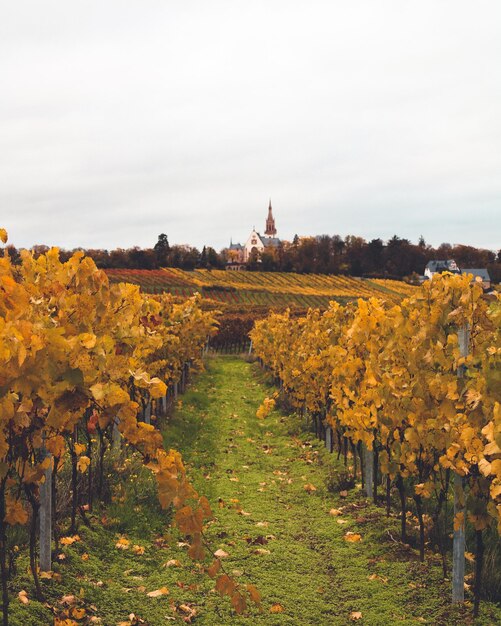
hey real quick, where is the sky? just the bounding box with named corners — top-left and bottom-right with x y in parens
top-left (0, 1), bottom-right (500, 252)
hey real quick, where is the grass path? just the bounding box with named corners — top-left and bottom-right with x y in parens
top-left (11, 357), bottom-right (501, 625)
top-left (165, 357), bottom-right (500, 625)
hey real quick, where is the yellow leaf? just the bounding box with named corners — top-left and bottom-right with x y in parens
top-left (74, 443), bottom-right (86, 456)
top-left (329, 508), bottom-right (343, 516)
top-left (70, 607), bottom-right (86, 619)
top-left (133, 545), bottom-right (145, 555)
top-left (77, 456), bottom-right (90, 473)
top-left (4, 497), bottom-right (28, 526)
top-left (115, 537), bottom-right (130, 550)
top-left (60, 535), bottom-right (80, 546)
top-left (270, 603), bottom-right (284, 613)
top-left (78, 333), bottom-right (97, 349)
top-left (147, 587), bottom-right (169, 597)
top-left (453, 512), bottom-right (465, 532)
top-left (18, 590), bottom-right (29, 604)
top-left (0, 228), bottom-right (8, 244)
top-left (350, 611), bottom-right (363, 620)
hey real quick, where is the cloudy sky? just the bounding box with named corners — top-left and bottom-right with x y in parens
top-left (1, 1), bottom-right (500, 252)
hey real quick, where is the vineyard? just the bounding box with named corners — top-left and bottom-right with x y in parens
top-left (105, 268), bottom-right (416, 308)
top-left (3, 228), bottom-right (501, 625)
top-left (251, 274), bottom-right (501, 617)
top-left (0, 229), bottom-right (261, 625)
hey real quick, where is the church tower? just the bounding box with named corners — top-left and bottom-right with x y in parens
top-left (264, 199), bottom-right (277, 237)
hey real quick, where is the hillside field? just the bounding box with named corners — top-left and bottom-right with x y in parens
top-left (105, 268), bottom-right (417, 308)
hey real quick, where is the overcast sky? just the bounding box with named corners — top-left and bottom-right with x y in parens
top-left (1, 1), bottom-right (500, 252)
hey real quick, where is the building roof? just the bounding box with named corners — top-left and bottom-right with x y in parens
top-left (229, 242), bottom-right (243, 250)
top-left (262, 237), bottom-right (281, 248)
top-left (462, 268), bottom-right (491, 281)
top-left (425, 259), bottom-right (460, 273)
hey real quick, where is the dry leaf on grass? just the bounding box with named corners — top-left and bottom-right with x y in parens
top-left (147, 587), bottom-right (169, 598)
top-left (214, 549), bottom-right (229, 558)
top-left (344, 532), bottom-right (362, 542)
top-left (18, 590), bottom-right (29, 605)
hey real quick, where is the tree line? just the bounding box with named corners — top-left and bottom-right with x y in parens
top-left (253, 235), bottom-right (501, 282)
top-left (5, 233), bottom-right (500, 281)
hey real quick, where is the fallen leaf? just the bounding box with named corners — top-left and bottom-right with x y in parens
top-left (214, 549), bottom-right (229, 559)
top-left (133, 545), bottom-right (145, 555)
top-left (18, 590), bottom-right (29, 605)
top-left (344, 532), bottom-right (362, 542)
top-left (147, 587), bottom-right (169, 597)
top-left (164, 559), bottom-right (181, 568)
top-left (115, 537), bottom-right (130, 550)
top-left (60, 594), bottom-right (77, 605)
top-left (340, 490), bottom-right (348, 498)
top-left (270, 603), bottom-right (284, 613)
top-left (329, 508), bottom-right (343, 516)
top-left (253, 548), bottom-right (271, 555)
top-left (60, 535), bottom-right (81, 546)
top-left (350, 611), bottom-right (363, 620)
top-left (303, 483), bottom-right (317, 493)
top-left (81, 553), bottom-right (90, 561)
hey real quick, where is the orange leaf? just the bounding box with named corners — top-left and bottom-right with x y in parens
top-left (246, 584), bottom-right (261, 605)
top-left (344, 532), bottom-right (362, 542)
top-left (215, 574), bottom-right (236, 598)
top-left (207, 559), bottom-right (221, 578)
top-left (270, 603), bottom-right (284, 613)
top-left (350, 611), bottom-right (363, 620)
top-left (231, 591), bottom-right (247, 614)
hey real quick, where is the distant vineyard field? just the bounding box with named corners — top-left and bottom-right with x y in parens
top-left (105, 268), bottom-right (417, 308)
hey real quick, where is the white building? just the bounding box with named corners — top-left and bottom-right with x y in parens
top-left (226, 201), bottom-right (281, 269)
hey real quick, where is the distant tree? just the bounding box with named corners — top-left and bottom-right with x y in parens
top-left (206, 246), bottom-right (223, 269)
top-left (154, 233), bottom-right (170, 267)
top-left (199, 246), bottom-right (207, 268)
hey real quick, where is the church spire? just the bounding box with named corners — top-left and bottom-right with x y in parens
top-left (264, 199), bottom-right (277, 237)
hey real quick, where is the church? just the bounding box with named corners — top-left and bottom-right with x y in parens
top-left (226, 201), bottom-right (281, 269)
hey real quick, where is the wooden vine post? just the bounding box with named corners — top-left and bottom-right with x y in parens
top-left (39, 444), bottom-right (52, 572)
top-left (363, 444), bottom-right (374, 499)
top-left (452, 324), bottom-right (469, 603)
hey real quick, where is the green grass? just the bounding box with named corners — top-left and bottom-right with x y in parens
top-left (8, 357), bottom-right (501, 625)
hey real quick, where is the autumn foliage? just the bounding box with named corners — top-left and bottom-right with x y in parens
top-left (0, 229), bottom-right (260, 622)
top-left (251, 274), bottom-right (500, 602)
